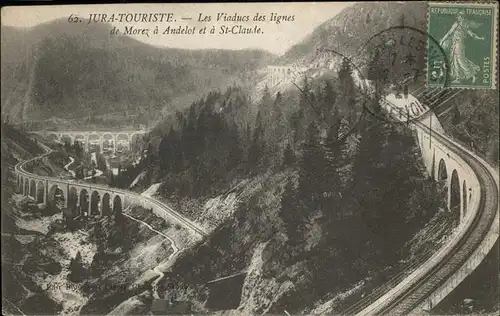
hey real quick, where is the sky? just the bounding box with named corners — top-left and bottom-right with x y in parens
top-left (1, 2), bottom-right (354, 55)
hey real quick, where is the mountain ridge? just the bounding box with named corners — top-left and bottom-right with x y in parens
top-left (278, 2), bottom-right (426, 67)
top-left (1, 19), bottom-right (275, 128)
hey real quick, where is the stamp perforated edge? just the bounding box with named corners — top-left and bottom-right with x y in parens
top-left (426, 1), bottom-right (499, 90)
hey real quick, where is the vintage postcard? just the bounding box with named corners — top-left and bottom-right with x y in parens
top-left (1, 2), bottom-right (499, 316)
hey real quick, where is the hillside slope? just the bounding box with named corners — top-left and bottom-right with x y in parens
top-left (1, 19), bottom-right (274, 128)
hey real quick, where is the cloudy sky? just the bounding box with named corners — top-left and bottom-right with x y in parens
top-left (1, 2), bottom-right (354, 54)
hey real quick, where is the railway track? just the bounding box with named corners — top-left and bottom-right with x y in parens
top-left (371, 119), bottom-right (498, 315)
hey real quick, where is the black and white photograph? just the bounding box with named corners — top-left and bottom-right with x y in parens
top-left (1, 2), bottom-right (499, 315)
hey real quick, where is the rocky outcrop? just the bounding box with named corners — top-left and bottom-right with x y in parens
top-left (237, 241), bottom-right (294, 315)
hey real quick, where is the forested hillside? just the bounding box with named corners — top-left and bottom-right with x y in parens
top-left (1, 20), bottom-right (274, 128)
top-left (278, 2), bottom-right (425, 67)
top-left (439, 90), bottom-right (499, 165)
top-left (126, 53), bottom-right (444, 313)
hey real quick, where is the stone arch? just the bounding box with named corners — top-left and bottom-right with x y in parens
top-left (113, 195), bottom-right (123, 216)
top-left (102, 193), bottom-right (111, 216)
top-left (437, 159), bottom-right (447, 182)
top-left (88, 134), bottom-right (101, 153)
top-left (29, 179), bottom-right (36, 199)
top-left (19, 177), bottom-right (24, 194)
top-left (48, 184), bottom-right (66, 209)
top-left (79, 189), bottom-right (89, 216)
top-left (90, 191), bottom-right (101, 216)
top-left (129, 133), bottom-right (139, 142)
top-left (116, 134), bottom-right (130, 152)
top-left (24, 178), bottom-right (29, 196)
top-left (68, 187), bottom-right (79, 212)
top-left (75, 135), bottom-right (87, 147)
top-left (450, 170), bottom-right (460, 224)
top-left (462, 180), bottom-right (467, 217)
top-left (102, 134), bottom-right (115, 153)
top-left (36, 181), bottom-right (45, 203)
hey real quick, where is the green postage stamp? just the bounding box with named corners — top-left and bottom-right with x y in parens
top-left (428, 1), bottom-right (498, 89)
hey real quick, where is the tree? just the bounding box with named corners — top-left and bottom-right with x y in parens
top-left (147, 142), bottom-right (154, 165)
top-left (322, 81), bottom-right (337, 123)
top-left (367, 48), bottom-right (388, 96)
top-left (297, 121), bottom-right (326, 213)
top-left (282, 143), bottom-right (295, 167)
top-left (351, 118), bottom-right (386, 220)
top-left (97, 153), bottom-right (107, 171)
top-left (108, 170), bottom-right (116, 186)
top-left (69, 251), bottom-right (86, 282)
top-left (62, 207), bottom-right (76, 230)
top-left (280, 181), bottom-right (301, 244)
top-left (93, 221), bottom-right (106, 254)
top-left (159, 129), bottom-right (173, 173)
top-left (451, 105), bottom-right (462, 125)
top-left (228, 122), bottom-right (243, 171)
top-left (73, 141), bottom-right (83, 159)
top-left (322, 113), bottom-right (343, 235)
top-left (248, 111), bottom-right (266, 173)
top-left (64, 139), bottom-right (72, 153)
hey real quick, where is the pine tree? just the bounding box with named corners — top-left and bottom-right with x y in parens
top-left (109, 170), bottom-right (116, 186)
top-left (322, 112), bottom-right (343, 233)
top-left (248, 111), bottom-right (266, 173)
top-left (159, 130), bottom-right (172, 172)
top-left (69, 251), bottom-right (85, 282)
top-left (322, 81), bottom-right (337, 122)
top-left (282, 143), bottom-right (296, 167)
top-left (147, 143), bottom-right (154, 165)
top-left (351, 114), bottom-right (388, 228)
top-left (451, 105), bottom-right (462, 125)
top-left (93, 221), bottom-right (106, 254)
top-left (298, 121), bottom-right (326, 213)
top-left (228, 122), bottom-right (243, 171)
top-left (280, 180), bottom-right (301, 244)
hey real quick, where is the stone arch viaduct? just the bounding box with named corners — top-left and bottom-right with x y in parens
top-left (14, 143), bottom-right (207, 237)
top-left (29, 130), bottom-right (147, 153)
top-left (357, 87), bottom-right (499, 315)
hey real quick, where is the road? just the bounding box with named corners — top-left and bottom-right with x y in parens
top-left (63, 156), bottom-right (76, 177)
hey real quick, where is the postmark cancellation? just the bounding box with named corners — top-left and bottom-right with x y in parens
top-left (427, 1), bottom-right (498, 89)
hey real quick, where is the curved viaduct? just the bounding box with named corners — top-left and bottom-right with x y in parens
top-left (15, 143), bottom-right (207, 238)
top-left (356, 89), bottom-right (499, 315)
